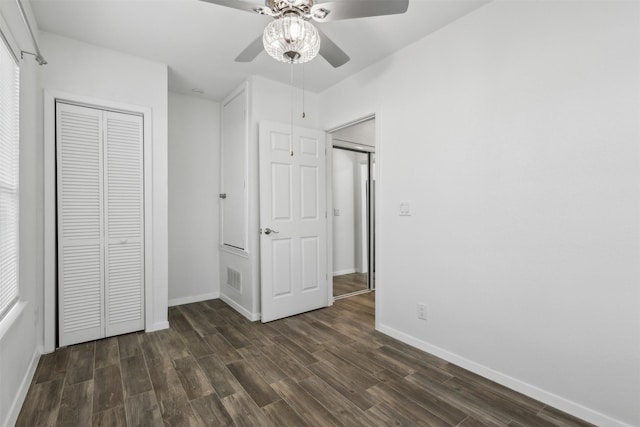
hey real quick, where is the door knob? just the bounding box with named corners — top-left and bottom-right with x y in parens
top-left (264, 228), bottom-right (279, 235)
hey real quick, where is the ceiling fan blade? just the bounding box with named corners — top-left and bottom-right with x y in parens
top-left (235, 35), bottom-right (264, 62)
top-left (317, 29), bottom-right (350, 68)
top-left (199, 0), bottom-right (265, 14)
top-left (311, 0), bottom-right (409, 22)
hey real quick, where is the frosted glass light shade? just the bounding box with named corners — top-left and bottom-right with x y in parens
top-left (263, 15), bottom-right (320, 64)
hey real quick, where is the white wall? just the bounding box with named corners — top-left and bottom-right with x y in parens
top-left (220, 75), bottom-right (320, 319)
top-left (332, 149), bottom-right (357, 274)
top-left (39, 32), bottom-right (170, 335)
top-left (168, 92), bottom-right (220, 306)
top-left (0, 2), bottom-right (43, 426)
top-left (319, 2), bottom-right (639, 426)
top-left (332, 118), bottom-right (375, 149)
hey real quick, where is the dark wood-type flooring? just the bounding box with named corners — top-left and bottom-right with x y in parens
top-left (333, 272), bottom-right (368, 297)
top-left (17, 293), bottom-right (593, 426)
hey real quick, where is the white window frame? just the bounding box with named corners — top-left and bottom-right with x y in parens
top-left (0, 21), bottom-right (20, 322)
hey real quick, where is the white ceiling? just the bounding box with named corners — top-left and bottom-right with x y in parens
top-left (30, 0), bottom-right (490, 101)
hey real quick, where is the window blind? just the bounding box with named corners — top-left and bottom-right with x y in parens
top-left (0, 32), bottom-right (19, 320)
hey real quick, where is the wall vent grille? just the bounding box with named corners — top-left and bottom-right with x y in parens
top-left (227, 267), bottom-right (242, 291)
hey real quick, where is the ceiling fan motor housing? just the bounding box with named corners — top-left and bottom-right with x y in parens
top-left (263, 13), bottom-right (320, 64)
top-left (267, 0), bottom-right (313, 17)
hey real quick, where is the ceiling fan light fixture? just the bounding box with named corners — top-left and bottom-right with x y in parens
top-left (263, 15), bottom-right (320, 64)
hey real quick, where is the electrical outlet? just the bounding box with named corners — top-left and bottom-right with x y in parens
top-left (417, 303), bottom-right (427, 320)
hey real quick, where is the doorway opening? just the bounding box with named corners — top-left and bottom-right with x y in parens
top-left (330, 118), bottom-right (375, 299)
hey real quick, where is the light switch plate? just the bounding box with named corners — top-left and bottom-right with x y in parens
top-left (399, 201), bottom-right (411, 216)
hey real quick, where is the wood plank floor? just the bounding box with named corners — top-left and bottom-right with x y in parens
top-left (333, 272), bottom-right (368, 297)
top-left (16, 293), bottom-right (593, 426)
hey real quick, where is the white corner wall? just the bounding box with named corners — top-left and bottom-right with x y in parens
top-left (168, 91), bottom-right (221, 305)
top-left (319, 2), bottom-right (640, 426)
top-left (39, 32), bottom-right (170, 335)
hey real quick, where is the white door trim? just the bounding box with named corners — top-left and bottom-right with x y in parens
top-left (326, 134), bottom-right (334, 307)
top-left (44, 90), bottom-right (155, 352)
top-left (373, 109), bottom-right (382, 331)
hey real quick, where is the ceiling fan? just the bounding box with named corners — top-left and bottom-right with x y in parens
top-left (200, 0), bottom-right (409, 67)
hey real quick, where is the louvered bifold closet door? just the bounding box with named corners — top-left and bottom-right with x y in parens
top-left (103, 111), bottom-right (144, 336)
top-left (57, 103), bottom-right (105, 346)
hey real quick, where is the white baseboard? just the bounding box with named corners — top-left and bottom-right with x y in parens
top-left (220, 294), bottom-right (261, 321)
top-left (333, 268), bottom-right (356, 276)
top-left (168, 291), bottom-right (220, 307)
top-left (3, 345), bottom-right (42, 427)
top-left (146, 321), bottom-right (170, 333)
top-left (377, 323), bottom-right (631, 427)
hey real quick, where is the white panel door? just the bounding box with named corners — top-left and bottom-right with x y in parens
top-left (259, 121), bottom-right (327, 322)
top-left (57, 103), bottom-right (105, 346)
top-left (103, 111), bottom-right (144, 336)
top-left (221, 91), bottom-right (246, 250)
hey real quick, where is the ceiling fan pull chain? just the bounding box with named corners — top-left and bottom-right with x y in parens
top-left (290, 62), bottom-right (294, 156)
top-left (302, 62), bottom-right (306, 119)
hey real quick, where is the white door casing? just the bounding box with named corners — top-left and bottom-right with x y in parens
top-left (259, 121), bottom-right (327, 322)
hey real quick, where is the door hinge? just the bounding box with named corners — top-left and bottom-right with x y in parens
top-left (219, 193), bottom-right (227, 199)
